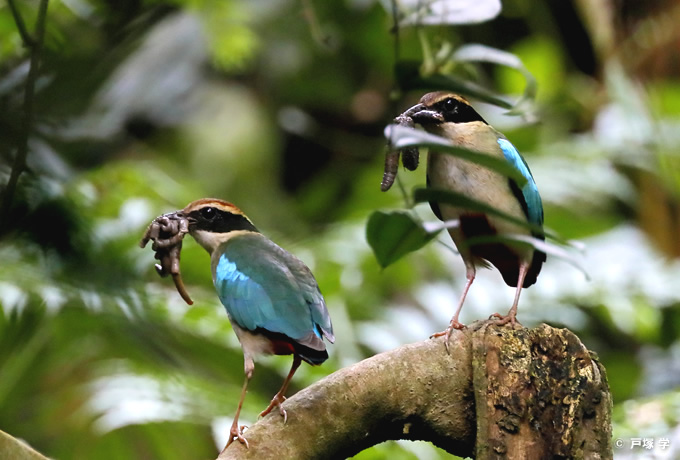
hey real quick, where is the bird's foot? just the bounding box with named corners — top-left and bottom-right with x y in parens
top-left (490, 312), bottom-right (522, 327)
top-left (430, 321), bottom-right (466, 339)
top-left (259, 394), bottom-right (287, 423)
top-left (430, 320), bottom-right (466, 353)
top-left (222, 421), bottom-right (249, 452)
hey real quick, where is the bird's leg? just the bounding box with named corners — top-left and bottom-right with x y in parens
top-left (431, 265), bottom-right (476, 353)
top-left (492, 262), bottom-right (529, 327)
top-left (221, 363), bottom-right (254, 452)
top-left (259, 354), bottom-right (302, 423)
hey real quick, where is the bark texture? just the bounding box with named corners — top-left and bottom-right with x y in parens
top-left (218, 321), bottom-right (612, 460)
top-left (471, 322), bottom-right (612, 459)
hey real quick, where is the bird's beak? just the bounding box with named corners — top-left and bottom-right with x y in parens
top-left (177, 210), bottom-right (197, 226)
top-left (409, 107), bottom-right (444, 125)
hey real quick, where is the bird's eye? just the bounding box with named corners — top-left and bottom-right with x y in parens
top-left (200, 207), bottom-right (217, 220)
top-left (444, 98), bottom-right (457, 112)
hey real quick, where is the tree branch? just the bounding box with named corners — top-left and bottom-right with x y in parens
top-left (1, 0), bottom-right (49, 229)
top-left (0, 429), bottom-right (49, 460)
top-left (6, 0), bottom-right (35, 46)
top-left (217, 321), bottom-right (612, 459)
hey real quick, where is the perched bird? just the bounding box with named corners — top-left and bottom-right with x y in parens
top-left (405, 92), bottom-right (545, 343)
top-left (180, 198), bottom-right (334, 450)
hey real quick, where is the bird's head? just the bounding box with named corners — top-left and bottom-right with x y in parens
top-left (406, 92), bottom-right (487, 127)
top-left (179, 198), bottom-right (258, 254)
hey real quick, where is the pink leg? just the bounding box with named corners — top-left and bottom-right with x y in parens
top-left (492, 262), bottom-right (529, 326)
top-left (431, 265), bottom-right (476, 353)
top-left (221, 367), bottom-right (253, 453)
top-left (259, 354), bottom-right (302, 423)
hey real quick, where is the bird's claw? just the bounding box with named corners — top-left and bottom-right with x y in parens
top-left (431, 320), bottom-right (466, 353)
top-left (490, 312), bottom-right (521, 327)
top-left (260, 394), bottom-right (287, 423)
top-left (222, 422), bottom-right (249, 452)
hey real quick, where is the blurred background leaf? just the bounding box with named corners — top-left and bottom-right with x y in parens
top-left (2, 0), bottom-right (680, 459)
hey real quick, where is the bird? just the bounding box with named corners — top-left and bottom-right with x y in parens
top-left (404, 92), bottom-right (545, 345)
top-left (179, 198), bottom-right (334, 450)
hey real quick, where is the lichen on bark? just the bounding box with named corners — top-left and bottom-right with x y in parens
top-left (472, 322), bottom-right (612, 459)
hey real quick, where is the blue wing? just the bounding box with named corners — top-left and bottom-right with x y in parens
top-left (497, 138), bottom-right (544, 228)
top-left (211, 233), bottom-right (334, 350)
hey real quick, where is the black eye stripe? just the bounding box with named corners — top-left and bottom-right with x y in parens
top-left (435, 97), bottom-right (486, 124)
top-left (189, 207), bottom-right (258, 233)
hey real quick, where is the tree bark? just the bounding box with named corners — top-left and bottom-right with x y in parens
top-left (218, 321), bottom-right (612, 460)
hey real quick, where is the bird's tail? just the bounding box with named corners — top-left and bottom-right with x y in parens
top-left (295, 345), bottom-right (329, 366)
top-left (259, 328), bottom-right (330, 365)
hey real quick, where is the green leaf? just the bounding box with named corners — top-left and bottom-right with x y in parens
top-left (452, 44), bottom-right (537, 112)
top-left (423, 74), bottom-right (515, 109)
top-left (465, 234), bottom-right (589, 279)
top-left (385, 125), bottom-right (528, 187)
top-left (414, 187), bottom-right (535, 235)
top-left (395, 61), bottom-right (513, 108)
top-left (414, 187), bottom-right (580, 250)
top-left (366, 210), bottom-right (440, 268)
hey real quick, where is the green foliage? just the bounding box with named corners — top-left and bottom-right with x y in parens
top-left (366, 210), bottom-right (439, 268)
top-left (397, 59), bottom-right (515, 109)
top-left (2, 0), bottom-right (680, 458)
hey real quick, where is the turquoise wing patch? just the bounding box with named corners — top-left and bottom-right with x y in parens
top-left (212, 234), bottom-right (333, 344)
top-left (214, 255), bottom-right (275, 332)
top-left (497, 138), bottom-right (544, 227)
